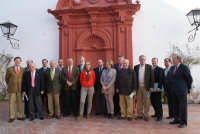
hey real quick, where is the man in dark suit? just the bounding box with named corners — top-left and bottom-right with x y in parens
top-left (163, 58), bottom-right (173, 119)
top-left (44, 60), bottom-right (62, 119)
top-left (24, 59), bottom-right (33, 118)
top-left (93, 59), bottom-right (107, 116)
top-left (77, 56), bottom-right (87, 114)
top-left (151, 58), bottom-right (164, 121)
top-left (22, 63), bottom-right (44, 121)
top-left (134, 55), bottom-right (154, 121)
top-left (62, 58), bottom-right (80, 117)
top-left (39, 59), bottom-right (50, 114)
top-left (113, 55), bottom-right (124, 116)
top-left (169, 55), bottom-right (193, 128)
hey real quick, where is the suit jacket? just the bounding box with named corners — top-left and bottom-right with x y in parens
top-left (116, 68), bottom-right (137, 95)
top-left (134, 64), bottom-right (154, 91)
top-left (22, 70), bottom-right (44, 96)
top-left (62, 66), bottom-right (80, 90)
top-left (169, 64), bottom-right (193, 95)
top-left (5, 66), bottom-right (25, 93)
top-left (24, 67), bottom-right (29, 72)
top-left (39, 67), bottom-right (50, 92)
top-left (77, 64), bottom-right (84, 91)
top-left (153, 66), bottom-right (164, 89)
top-left (163, 67), bottom-right (172, 94)
top-left (44, 68), bottom-right (62, 94)
top-left (94, 66), bottom-right (106, 90)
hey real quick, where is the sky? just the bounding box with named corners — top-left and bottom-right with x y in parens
top-left (163, 0), bottom-right (200, 13)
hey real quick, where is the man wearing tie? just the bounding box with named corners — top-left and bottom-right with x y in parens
top-left (45, 60), bottom-right (62, 119)
top-left (93, 59), bottom-right (107, 116)
top-left (39, 59), bottom-right (50, 114)
top-left (113, 55), bottom-right (124, 116)
top-left (134, 55), bottom-right (154, 121)
top-left (22, 63), bottom-right (44, 121)
top-left (62, 58), bottom-right (80, 117)
top-left (163, 58), bottom-right (173, 119)
top-left (5, 57), bottom-right (25, 123)
top-left (24, 59), bottom-right (33, 118)
top-left (151, 58), bottom-right (164, 121)
top-left (169, 55), bottom-right (193, 128)
top-left (56, 58), bottom-right (64, 71)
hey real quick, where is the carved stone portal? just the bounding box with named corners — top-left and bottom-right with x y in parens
top-left (48, 0), bottom-right (140, 66)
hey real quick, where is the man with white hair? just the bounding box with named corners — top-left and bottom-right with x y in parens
top-left (22, 63), bottom-right (44, 121)
top-left (44, 60), bottom-right (62, 119)
top-left (169, 55), bottom-right (193, 128)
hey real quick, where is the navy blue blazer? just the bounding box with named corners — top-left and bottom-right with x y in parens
top-left (169, 64), bottom-right (193, 95)
top-left (163, 67), bottom-right (172, 94)
top-left (93, 66), bottom-right (106, 90)
top-left (153, 66), bottom-right (164, 89)
top-left (22, 70), bottom-right (44, 96)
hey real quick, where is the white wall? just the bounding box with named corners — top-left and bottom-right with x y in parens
top-left (132, 0), bottom-right (200, 91)
top-left (0, 0), bottom-right (199, 91)
top-left (0, 0), bottom-right (58, 68)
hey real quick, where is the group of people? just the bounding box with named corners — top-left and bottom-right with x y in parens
top-left (5, 54), bottom-right (193, 128)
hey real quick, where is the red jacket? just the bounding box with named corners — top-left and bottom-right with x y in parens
top-left (80, 70), bottom-right (96, 87)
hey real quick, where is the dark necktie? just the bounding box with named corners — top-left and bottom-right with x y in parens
top-left (173, 66), bottom-right (178, 76)
top-left (118, 66), bottom-right (121, 71)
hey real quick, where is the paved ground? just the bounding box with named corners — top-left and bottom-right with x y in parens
top-left (0, 101), bottom-right (199, 134)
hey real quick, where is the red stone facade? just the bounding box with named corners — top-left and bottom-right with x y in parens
top-left (48, 0), bottom-right (140, 66)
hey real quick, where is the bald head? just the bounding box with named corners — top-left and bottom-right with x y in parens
top-left (123, 59), bottom-right (129, 69)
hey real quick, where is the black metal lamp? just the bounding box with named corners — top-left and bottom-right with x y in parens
top-left (186, 8), bottom-right (200, 42)
top-left (0, 21), bottom-right (19, 49)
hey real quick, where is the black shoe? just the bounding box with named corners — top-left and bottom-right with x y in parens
top-left (178, 124), bottom-right (186, 128)
top-left (25, 115), bottom-right (29, 118)
top-left (166, 117), bottom-right (173, 119)
top-left (39, 117), bottom-right (44, 120)
top-left (170, 120), bottom-right (180, 124)
top-left (108, 114), bottom-right (115, 119)
top-left (156, 117), bottom-right (162, 121)
top-left (95, 113), bottom-right (101, 116)
top-left (104, 113), bottom-right (108, 118)
top-left (29, 118), bottom-right (35, 121)
top-left (107, 113), bottom-right (111, 118)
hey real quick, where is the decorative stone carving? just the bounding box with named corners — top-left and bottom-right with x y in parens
top-left (48, 0), bottom-right (140, 66)
top-left (83, 34), bottom-right (105, 49)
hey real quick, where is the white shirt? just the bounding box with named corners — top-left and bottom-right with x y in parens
top-left (139, 64), bottom-right (145, 86)
top-left (31, 70), bottom-right (35, 78)
top-left (15, 66), bottom-right (20, 71)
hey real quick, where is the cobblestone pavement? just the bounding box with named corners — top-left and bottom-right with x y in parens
top-left (0, 101), bottom-right (199, 134)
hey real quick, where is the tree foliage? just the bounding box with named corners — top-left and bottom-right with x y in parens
top-left (0, 52), bottom-right (13, 101)
top-left (167, 44), bottom-right (200, 69)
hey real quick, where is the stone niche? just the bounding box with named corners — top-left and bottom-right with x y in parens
top-left (48, 0), bottom-right (140, 66)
